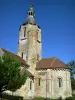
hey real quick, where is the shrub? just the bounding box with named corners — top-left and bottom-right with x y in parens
top-left (65, 97), bottom-right (74, 100)
top-left (44, 98), bottom-right (50, 100)
top-left (72, 94), bottom-right (75, 98)
top-left (1, 93), bottom-right (23, 100)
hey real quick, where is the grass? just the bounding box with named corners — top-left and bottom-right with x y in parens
top-left (1, 94), bottom-right (75, 100)
top-left (32, 95), bottom-right (75, 100)
top-left (32, 97), bottom-right (61, 100)
top-left (32, 97), bottom-right (44, 100)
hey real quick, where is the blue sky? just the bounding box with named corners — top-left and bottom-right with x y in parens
top-left (0, 0), bottom-right (75, 64)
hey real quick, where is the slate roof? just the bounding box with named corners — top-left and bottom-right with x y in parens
top-left (24, 16), bottom-right (36, 25)
top-left (36, 58), bottom-right (69, 70)
top-left (22, 5), bottom-right (41, 28)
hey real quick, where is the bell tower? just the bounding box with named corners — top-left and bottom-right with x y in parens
top-left (17, 5), bottom-right (42, 74)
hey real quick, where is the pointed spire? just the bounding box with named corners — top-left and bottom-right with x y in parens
top-left (28, 4), bottom-right (35, 17)
top-left (23, 4), bottom-right (37, 25)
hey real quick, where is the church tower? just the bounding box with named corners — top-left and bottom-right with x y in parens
top-left (17, 5), bottom-right (42, 74)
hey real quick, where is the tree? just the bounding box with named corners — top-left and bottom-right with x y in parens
top-left (67, 60), bottom-right (75, 77)
top-left (67, 60), bottom-right (75, 91)
top-left (0, 53), bottom-right (28, 93)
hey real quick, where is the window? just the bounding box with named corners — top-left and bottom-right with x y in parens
top-left (21, 52), bottom-right (23, 58)
top-left (58, 77), bottom-right (62, 88)
top-left (39, 78), bottom-right (40, 86)
top-left (30, 81), bottom-right (32, 90)
top-left (31, 12), bottom-right (33, 15)
top-left (29, 12), bottom-right (30, 15)
top-left (24, 27), bottom-right (26, 37)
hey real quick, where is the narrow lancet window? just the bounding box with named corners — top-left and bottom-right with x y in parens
top-left (21, 52), bottom-right (23, 58)
top-left (30, 81), bottom-right (32, 90)
top-left (39, 78), bottom-right (40, 86)
top-left (24, 27), bottom-right (26, 37)
top-left (58, 77), bottom-right (62, 88)
top-left (31, 12), bottom-right (33, 15)
top-left (29, 12), bottom-right (30, 15)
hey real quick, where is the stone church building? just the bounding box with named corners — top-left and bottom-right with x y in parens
top-left (0, 5), bottom-right (72, 99)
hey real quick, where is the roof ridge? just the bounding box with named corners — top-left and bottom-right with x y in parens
top-left (1, 48), bottom-right (19, 57)
top-left (1, 48), bottom-right (13, 53)
top-left (50, 58), bottom-right (57, 67)
top-left (0, 47), bottom-right (26, 62)
top-left (42, 57), bottom-right (56, 59)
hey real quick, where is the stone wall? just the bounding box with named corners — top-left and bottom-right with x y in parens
top-left (17, 25), bottom-right (28, 61)
top-left (51, 68), bottom-right (72, 99)
top-left (35, 68), bottom-right (72, 99)
top-left (4, 77), bottom-right (34, 99)
top-left (17, 24), bottom-right (42, 75)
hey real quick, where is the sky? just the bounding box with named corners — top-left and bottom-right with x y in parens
top-left (0, 0), bottom-right (75, 64)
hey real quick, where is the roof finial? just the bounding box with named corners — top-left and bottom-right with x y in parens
top-left (30, 4), bottom-right (34, 8)
top-left (29, 4), bottom-right (34, 11)
top-left (28, 4), bottom-right (35, 17)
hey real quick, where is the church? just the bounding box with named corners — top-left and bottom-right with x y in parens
top-left (0, 5), bottom-right (72, 99)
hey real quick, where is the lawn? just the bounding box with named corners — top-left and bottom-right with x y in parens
top-left (32, 95), bottom-right (75, 100)
top-left (1, 94), bottom-right (75, 100)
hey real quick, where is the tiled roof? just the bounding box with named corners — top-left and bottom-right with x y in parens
top-left (36, 58), bottom-right (68, 70)
top-left (0, 48), bottom-right (33, 77)
top-left (0, 48), bottom-right (26, 66)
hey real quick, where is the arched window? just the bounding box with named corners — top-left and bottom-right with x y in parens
top-left (24, 27), bottom-right (26, 37)
top-left (30, 81), bottom-right (32, 90)
top-left (29, 12), bottom-right (30, 15)
top-left (31, 12), bottom-right (33, 15)
top-left (58, 77), bottom-right (62, 88)
top-left (21, 52), bottom-right (23, 58)
top-left (38, 78), bottom-right (40, 86)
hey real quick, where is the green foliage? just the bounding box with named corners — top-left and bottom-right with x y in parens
top-left (72, 94), bottom-right (75, 99)
top-left (2, 93), bottom-right (23, 100)
top-left (32, 97), bottom-right (60, 100)
top-left (67, 60), bottom-right (75, 91)
top-left (67, 60), bottom-right (75, 77)
top-left (32, 97), bottom-right (45, 100)
top-left (65, 97), bottom-right (74, 100)
top-left (65, 95), bottom-right (75, 100)
top-left (71, 77), bottom-right (75, 91)
top-left (0, 53), bottom-right (28, 92)
top-left (32, 96), bottom-right (75, 100)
